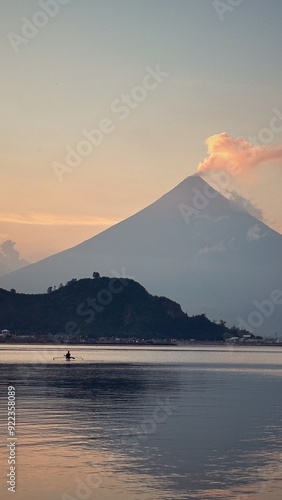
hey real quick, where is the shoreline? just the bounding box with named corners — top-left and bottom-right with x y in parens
top-left (1, 341), bottom-right (282, 348)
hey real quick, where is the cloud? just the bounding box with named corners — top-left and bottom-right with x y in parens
top-left (0, 240), bottom-right (30, 277)
top-left (197, 132), bottom-right (282, 175)
top-left (0, 213), bottom-right (118, 227)
top-left (198, 241), bottom-right (226, 256)
top-left (226, 190), bottom-right (265, 221)
top-left (213, 216), bottom-right (230, 223)
top-left (246, 224), bottom-right (267, 242)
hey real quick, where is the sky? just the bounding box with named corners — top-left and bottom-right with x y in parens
top-left (1, 0), bottom-right (282, 264)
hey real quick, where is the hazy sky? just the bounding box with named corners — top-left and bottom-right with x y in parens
top-left (1, 0), bottom-right (282, 262)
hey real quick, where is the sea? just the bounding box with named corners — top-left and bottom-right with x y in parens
top-left (1, 344), bottom-right (282, 500)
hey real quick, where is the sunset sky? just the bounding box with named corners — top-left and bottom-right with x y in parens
top-left (1, 0), bottom-right (282, 263)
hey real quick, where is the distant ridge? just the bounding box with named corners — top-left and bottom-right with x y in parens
top-left (1, 175), bottom-right (281, 334)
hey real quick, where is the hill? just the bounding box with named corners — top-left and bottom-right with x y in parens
top-left (0, 276), bottom-right (248, 342)
top-left (1, 175), bottom-right (281, 333)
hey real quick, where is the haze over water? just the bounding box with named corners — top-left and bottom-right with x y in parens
top-left (1, 345), bottom-right (282, 499)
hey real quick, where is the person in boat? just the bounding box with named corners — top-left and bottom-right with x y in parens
top-left (65, 350), bottom-right (71, 360)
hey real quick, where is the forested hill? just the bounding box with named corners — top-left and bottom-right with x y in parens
top-left (0, 276), bottom-right (249, 342)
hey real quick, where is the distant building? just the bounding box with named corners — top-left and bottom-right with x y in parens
top-left (0, 329), bottom-right (10, 339)
top-left (226, 337), bottom-right (239, 343)
top-left (1, 329), bottom-right (10, 334)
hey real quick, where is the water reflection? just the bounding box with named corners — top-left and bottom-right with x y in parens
top-left (0, 349), bottom-right (282, 499)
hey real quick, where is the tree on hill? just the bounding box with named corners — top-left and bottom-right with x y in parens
top-left (66, 278), bottom-right (77, 286)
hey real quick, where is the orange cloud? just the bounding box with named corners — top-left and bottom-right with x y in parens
top-left (197, 132), bottom-right (282, 175)
top-left (0, 213), bottom-right (118, 227)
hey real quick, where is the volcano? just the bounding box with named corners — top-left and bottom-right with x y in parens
top-left (1, 175), bottom-right (281, 334)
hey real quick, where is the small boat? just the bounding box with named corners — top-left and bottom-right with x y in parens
top-left (52, 355), bottom-right (84, 362)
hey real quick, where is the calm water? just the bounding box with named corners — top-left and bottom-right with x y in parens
top-left (1, 345), bottom-right (282, 500)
